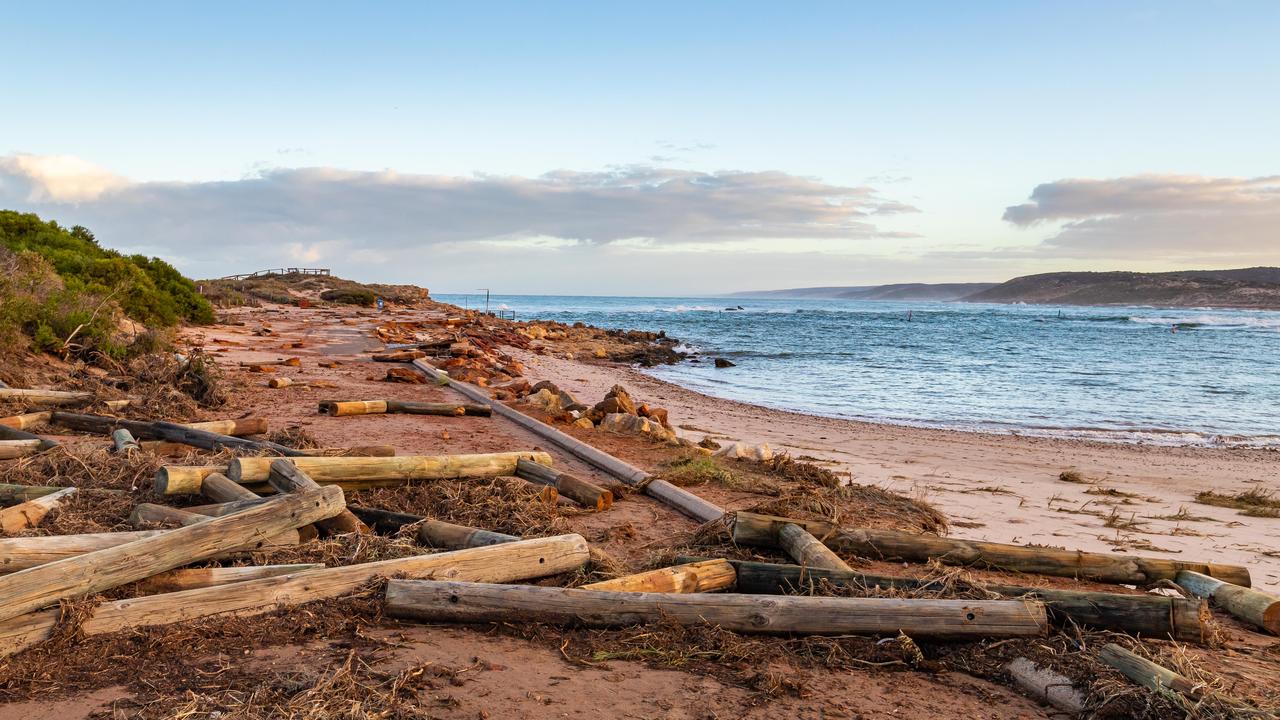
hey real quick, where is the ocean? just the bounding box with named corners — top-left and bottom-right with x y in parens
top-left (436, 294), bottom-right (1280, 448)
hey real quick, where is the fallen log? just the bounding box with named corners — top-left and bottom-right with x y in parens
top-left (582, 560), bottom-right (735, 593)
top-left (111, 429), bottom-right (140, 454)
top-left (385, 580), bottom-right (1050, 638)
top-left (133, 563), bottom-right (323, 593)
top-left (675, 556), bottom-right (1207, 642)
top-left (0, 486), bottom-right (344, 622)
top-left (0, 388), bottom-right (92, 405)
top-left (731, 511), bottom-right (1252, 587)
top-left (347, 504), bottom-right (519, 549)
top-left (267, 377), bottom-right (292, 388)
top-left (202, 472), bottom-right (259, 502)
top-left (317, 400), bottom-right (491, 417)
top-left (0, 440), bottom-right (43, 460)
top-left (778, 522), bottom-right (852, 572)
top-left (1176, 570), bottom-right (1279, 635)
top-left (1098, 643), bottom-right (1205, 699)
top-left (0, 487), bottom-right (76, 534)
top-left (51, 412), bottom-right (305, 456)
top-left (154, 466), bottom-right (228, 495)
top-left (411, 359), bottom-right (723, 523)
top-left (514, 459), bottom-right (613, 511)
top-left (0, 485), bottom-right (73, 505)
top-left (0, 534), bottom-right (589, 658)
top-left (0, 425), bottom-right (58, 450)
top-left (226, 451), bottom-right (554, 484)
top-left (0, 412), bottom-right (52, 431)
top-left (297, 445), bottom-right (397, 457)
top-left (183, 418), bottom-right (268, 436)
top-left (268, 460), bottom-right (367, 534)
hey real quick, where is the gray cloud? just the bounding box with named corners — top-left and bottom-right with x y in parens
top-left (1004, 174), bottom-right (1280, 259)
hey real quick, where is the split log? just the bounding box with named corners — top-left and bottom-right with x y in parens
top-left (183, 418), bottom-right (268, 436)
top-left (731, 511), bottom-right (1251, 587)
top-left (411, 359), bottom-right (723, 524)
top-left (0, 488), bottom-right (76, 534)
top-left (0, 412), bottom-right (52, 430)
top-left (51, 412), bottom-right (304, 456)
top-left (386, 580), bottom-right (1049, 638)
top-left (0, 534), bottom-right (588, 658)
top-left (1176, 570), bottom-right (1279, 635)
top-left (111, 429), bottom-right (140, 454)
top-left (133, 563), bottom-right (323, 593)
top-left (1098, 643), bottom-right (1205, 699)
top-left (226, 451), bottom-right (554, 484)
top-left (0, 440), bottom-right (43, 460)
top-left (582, 560), bottom-right (735, 593)
top-left (318, 400), bottom-right (491, 417)
top-left (154, 466), bottom-right (228, 495)
top-left (515, 459), bottom-right (613, 511)
top-left (268, 460), bottom-right (367, 534)
top-left (0, 388), bottom-right (92, 405)
top-left (0, 486), bottom-right (344, 623)
top-left (347, 504), bottom-right (518, 549)
top-left (675, 556), bottom-right (1208, 642)
top-left (778, 522), bottom-right (852, 572)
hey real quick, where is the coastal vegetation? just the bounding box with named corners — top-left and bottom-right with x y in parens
top-left (0, 210), bottom-right (213, 359)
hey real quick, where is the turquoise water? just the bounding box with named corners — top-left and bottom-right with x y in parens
top-left (437, 294), bottom-right (1280, 447)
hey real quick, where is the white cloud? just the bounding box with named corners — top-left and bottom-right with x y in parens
top-left (0, 154), bottom-right (129, 203)
top-left (1004, 174), bottom-right (1280, 260)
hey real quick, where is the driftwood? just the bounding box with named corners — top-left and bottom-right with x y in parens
top-left (0, 388), bottom-right (92, 405)
top-left (267, 377), bottom-right (292, 388)
top-left (0, 425), bottom-right (58, 450)
top-left (111, 429), bottom-right (140, 454)
top-left (386, 580), bottom-right (1050, 638)
top-left (0, 486), bottom-right (344, 622)
top-left (0, 440), bottom-right (43, 460)
top-left (731, 511), bottom-right (1252, 587)
top-left (0, 488), bottom-right (77, 534)
top-left (133, 563), bottom-right (324, 593)
top-left (154, 466), bottom-right (228, 495)
top-left (777, 522), bottom-right (852, 571)
top-left (0, 534), bottom-right (589, 658)
top-left (1098, 643), bottom-right (1205, 699)
top-left (1176, 570), bottom-right (1279, 635)
top-left (582, 560), bottom-right (735, 593)
top-left (0, 412), bottom-right (52, 430)
top-left (514, 459), bottom-right (613, 511)
top-left (347, 504), bottom-right (518, 549)
top-left (268, 460), bottom-right (368, 535)
top-left (202, 472), bottom-right (259, 502)
top-left (183, 418), bottom-right (269, 436)
top-left (676, 556), bottom-right (1208, 642)
top-left (51, 412), bottom-right (305, 456)
top-left (225, 451), bottom-right (554, 484)
top-left (318, 400), bottom-right (491, 417)
top-left (0, 485), bottom-right (78, 505)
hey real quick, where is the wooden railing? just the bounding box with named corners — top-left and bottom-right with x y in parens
top-left (218, 268), bottom-right (331, 281)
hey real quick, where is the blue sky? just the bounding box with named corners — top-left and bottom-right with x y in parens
top-left (2, 1), bottom-right (1277, 293)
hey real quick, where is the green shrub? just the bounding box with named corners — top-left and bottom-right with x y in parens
top-left (320, 288), bottom-right (377, 306)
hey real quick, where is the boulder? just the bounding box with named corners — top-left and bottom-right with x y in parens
top-left (714, 358), bottom-right (736, 368)
top-left (495, 378), bottom-right (531, 396)
top-left (384, 367), bottom-right (426, 384)
top-left (523, 388), bottom-right (563, 415)
top-left (646, 407), bottom-right (670, 428)
top-left (572, 417), bottom-right (595, 430)
top-left (713, 441), bottom-right (773, 461)
top-left (598, 412), bottom-right (677, 443)
top-left (592, 384), bottom-right (637, 417)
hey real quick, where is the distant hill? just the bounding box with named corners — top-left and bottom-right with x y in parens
top-left (963, 268), bottom-right (1280, 309)
top-left (733, 282), bottom-right (997, 301)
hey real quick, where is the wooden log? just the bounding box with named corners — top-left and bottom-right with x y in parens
top-left (731, 511), bottom-right (1252, 587)
top-left (128, 503), bottom-right (206, 528)
top-left (0, 388), bottom-right (92, 405)
top-left (1098, 643), bottom-right (1205, 699)
top-left (0, 440), bottom-right (43, 460)
top-left (318, 400), bottom-right (387, 416)
top-left (268, 460), bottom-right (367, 535)
top-left (226, 451), bottom-right (554, 484)
top-left (411, 359), bottom-right (724, 524)
top-left (0, 488), bottom-right (76, 534)
top-left (154, 466), bottom-right (228, 495)
top-left (0, 425), bottom-right (58, 450)
top-left (675, 556), bottom-right (1208, 642)
top-left (133, 563), bottom-right (323, 593)
top-left (0, 485), bottom-right (72, 505)
top-left (183, 418), bottom-right (269, 436)
top-left (51, 412), bottom-right (305, 456)
top-left (0, 534), bottom-right (589, 658)
top-left (1005, 657), bottom-right (1086, 714)
top-left (0, 485), bottom-right (344, 623)
top-left (267, 377), bottom-right (292, 388)
top-left (583, 560), bottom-right (736, 593)
top-left (1176, 570), bottom-right (1280, 635)
top-left (202, 472), bottom-right (259, 502)
top-left (386, 400), bottom-right (491, 417)
top-left (297, 445), bottom-right (397, 457)
top-left (111, 429), bottom-right (140, 454)
top-left (0, 412), bottom-right (52, 430)
top-left (0, 526), bottom-right (303, 574)
top-left (515, 459), bottom-right (613, 510)
top-left (778, 523), bottom-right (853, 572)
top-left (386, 581), bottom-right (1049, 638)
top-left (347, 504), bottom-right (518, 549)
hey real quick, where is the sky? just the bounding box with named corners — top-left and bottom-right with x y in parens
top-left (1, 1), bottom-right (1277, 295)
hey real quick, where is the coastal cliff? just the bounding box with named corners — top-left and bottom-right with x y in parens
top-left (964, 267), bottom-right (1280, 309)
